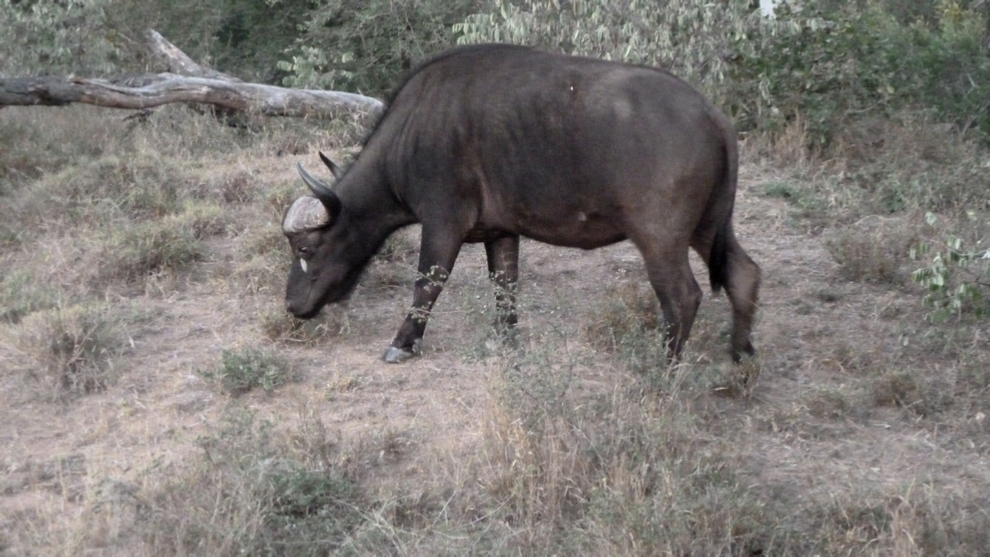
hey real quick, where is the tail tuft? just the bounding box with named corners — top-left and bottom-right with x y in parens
top-left (708, 221), bottom-right (731, 293)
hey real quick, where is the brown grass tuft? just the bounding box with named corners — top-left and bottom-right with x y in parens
top-left (15, 304), bottom-right (129, 398)
top-left (824, 215), bottom-right (920, 284)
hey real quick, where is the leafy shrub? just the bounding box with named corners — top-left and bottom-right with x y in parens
top-left (911, 212), bottom-right (990, 322)
top-left (729, 2), bottom-right (990, 148)
top-left (455, 0), bottom-right (752, 101)
top-left (199, 348), bottom-right (294, 395)
top-left (280, 0), bottom-right (483, 95)
top-left (0, 0), bottom-right (124, 75)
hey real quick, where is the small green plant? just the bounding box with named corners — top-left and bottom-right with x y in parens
top-left (911, 212), bottom-right (990, 322)
top-left (764, 182), bottom-right (802, 204)
top-left (16, 304), bottom-right (127, 397)
top-left (199, 348), bottom-right (293, 395)
top-left (0, 269), bottom-right (59, 323)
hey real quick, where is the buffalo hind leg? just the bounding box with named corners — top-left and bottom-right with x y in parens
top-left (725, 234), bottom-right (760, 362)
top-left (691, 229), bottom-right (760, 362)
top-left (639, 246), bottom-right (703, 363)
top-left (384, 231), bottom-right (462, 363)
top-left (484, 235), bottom-right (520, 337)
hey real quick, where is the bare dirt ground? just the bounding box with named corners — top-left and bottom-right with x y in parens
top-left (2, 144), bottom-right (989, 554)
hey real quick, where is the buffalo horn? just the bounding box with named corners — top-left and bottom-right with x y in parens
top-left (319, 151), bottom-right (344, 179)
top-left (297, 162), bottom-right (342, 220)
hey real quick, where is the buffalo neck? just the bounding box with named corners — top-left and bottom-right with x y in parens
top-left (334, 152), bottom-right (417, 264)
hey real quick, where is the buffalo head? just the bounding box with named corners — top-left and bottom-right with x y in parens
top-left (282, 153), bottom-right (362, 319)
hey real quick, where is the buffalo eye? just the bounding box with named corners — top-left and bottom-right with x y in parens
top-left (298, 246), bottom-right (311, 257)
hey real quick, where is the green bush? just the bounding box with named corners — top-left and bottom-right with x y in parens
top-left (199, 348), bottom-right (294, 396)
top-left (134, 0), bottom-right (313, 82)
top-left (911, 212), bottom-right (990, 322)
top-left (280, 0), bottom-right (484, 95)
top-left (0, 0), bottom-right (124, 75)
top-left (454, 0), bottom-right (752, 101)
top-left (729, 1), bottom-right (990, 147)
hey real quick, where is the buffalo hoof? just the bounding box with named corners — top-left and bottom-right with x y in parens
top-left (494, 326), bottom-right (519, 349)
top-left (382, 340), bottom-right (421, 363)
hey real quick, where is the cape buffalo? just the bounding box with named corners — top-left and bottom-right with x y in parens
top-left (282, 44), bottom-right (760, 364)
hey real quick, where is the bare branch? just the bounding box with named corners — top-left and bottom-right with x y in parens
top-left (143, 29), bottom-right (241, 82)
top-left (0, 74), bottom-right (384, 117)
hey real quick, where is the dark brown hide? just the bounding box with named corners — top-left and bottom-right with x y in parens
top-left (283, 44), bottom-right (760, 364)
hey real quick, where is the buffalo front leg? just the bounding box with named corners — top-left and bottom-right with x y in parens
top-left (484, 235), bottom-right (520, 335)
top-left (383, 232), bottom-right (462, 363)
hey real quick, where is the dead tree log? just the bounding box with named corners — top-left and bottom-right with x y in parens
top-left (0, 74), bottom-right (383, 115)
top-left (0, 30), bottom-right (384, 118)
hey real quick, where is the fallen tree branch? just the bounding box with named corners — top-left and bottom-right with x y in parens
top-left (0, 74), bottom-right (383, 116)
top-left (143, 29), bottom-right (241, 82)
top-left (0, 29), bottom-right (384, 118)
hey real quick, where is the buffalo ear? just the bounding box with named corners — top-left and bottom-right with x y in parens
top-left (297, 162), bottom-right (342, 221)
top-left (319, 151), bottom-right (344, 179)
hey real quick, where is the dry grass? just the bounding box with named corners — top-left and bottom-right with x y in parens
top-left (823, 214), bottom-right (922, 284)
top-left (2, 105), bottom-right (990, 556)
top-left (14, 304), bottom-right (131, 399)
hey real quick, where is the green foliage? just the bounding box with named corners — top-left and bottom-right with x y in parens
top-left (281, 0), bottom-right (483, 94)
top-left (0, 0), bottom-right (124, 75)
top-left (729, 1), bottom-right (990, 147)
top-left (454, 0), bottom-right (753, 100)
top-left (0, 269), bottom-right (59, 323)
top-left (132, 0), bottom-right (314, 82)
top-left (911, 212), bottom-right (990, 322)
top-left (199, 348), bottom-right (294, 395)
top-left (0, 0), bottom-right (312, 81)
